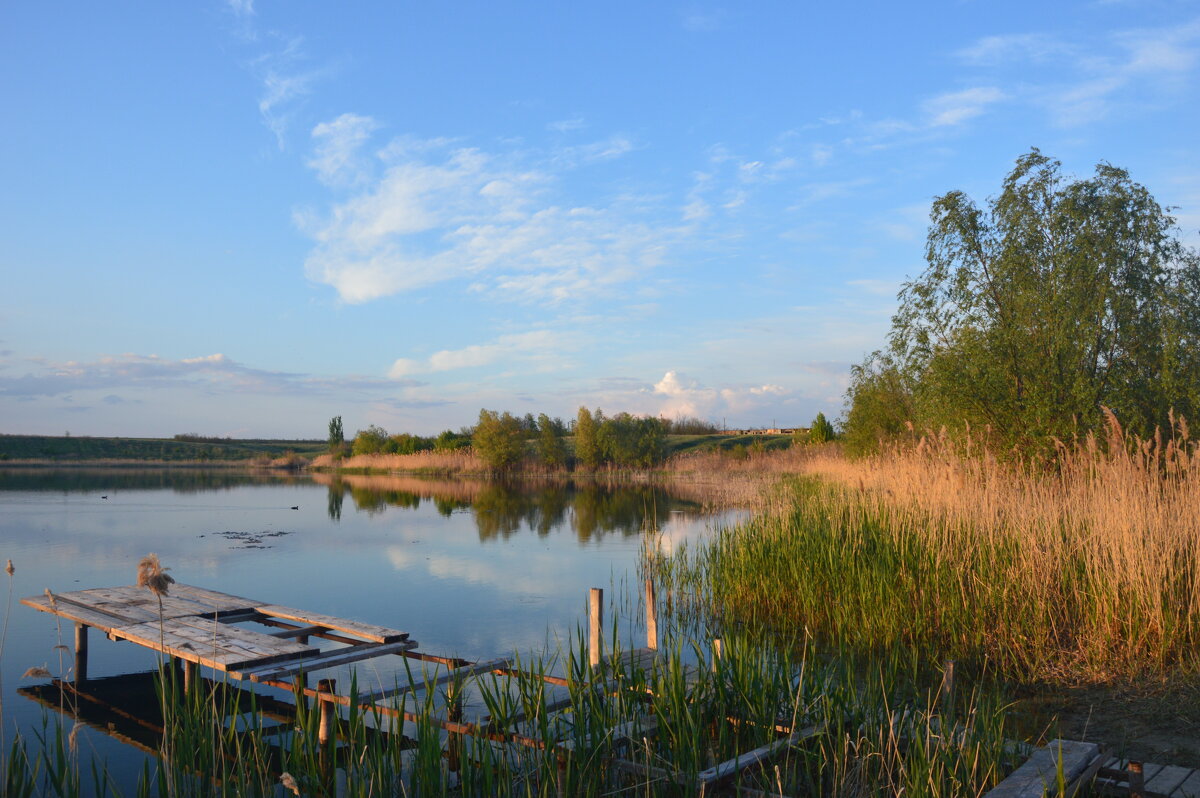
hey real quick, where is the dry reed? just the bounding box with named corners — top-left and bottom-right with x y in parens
top-left (662, 417), bottom-right (1200, 683)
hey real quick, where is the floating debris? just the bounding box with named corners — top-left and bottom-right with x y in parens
top-left (212, 529), bottom-right (293, 549)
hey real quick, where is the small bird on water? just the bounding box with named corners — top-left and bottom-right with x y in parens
top-left (290, 506), bottom-right (299, 510)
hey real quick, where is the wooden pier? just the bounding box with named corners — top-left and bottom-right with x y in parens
top-left (22, 580), bottom-right (821, 795)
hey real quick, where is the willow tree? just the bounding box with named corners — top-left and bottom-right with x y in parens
top-left (849, 149), bottom-right (1200, 453)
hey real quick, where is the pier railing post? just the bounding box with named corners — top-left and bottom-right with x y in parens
top-left (588, 588), bottom-right (603, 670)
top-left (644, 578), bottom-right (657, 651)
top-left (711, 638), bottom-right (723, 673)
top-left (73, 623), bottom-right (89, 683)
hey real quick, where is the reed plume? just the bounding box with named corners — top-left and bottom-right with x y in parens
top-left (136, 553), bottom-right (175, 597)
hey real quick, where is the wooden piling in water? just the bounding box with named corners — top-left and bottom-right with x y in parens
top-left (1130, 761), bottom-right (1144, 798)
top-left (73, 623), bottom-right (88, 683)
top-left (318, 678), bottom-right (337, 746)
top-left (711, 638), bottom-right (723, 672)
top-left (644, 578), bottom-right (657, 651)
top-left (588, 588), bottom-right (603, 669)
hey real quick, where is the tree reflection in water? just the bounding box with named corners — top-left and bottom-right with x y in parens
top-left (315, 473), bottom-right (708, 543)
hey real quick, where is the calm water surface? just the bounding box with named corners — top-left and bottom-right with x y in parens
top-left (0, 468), bottom-right (743, 783)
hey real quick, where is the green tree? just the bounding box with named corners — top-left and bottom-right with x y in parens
top-left (473, 409), bottom-right (526, 471)
top-left (433, 429), bottom-right (471, 451)
top-left (351, 425), bottom-right (388, 456)
top-left (536, 413), bottom-right (568, 467)
top-left (327, 416), bottom-right (344, 454)
top-left (849, 149), bottom-right (1200, 453)
top-left (574, 406), bottom-right (602, 469)
top-left (808, 412), bottom-right (836, 444)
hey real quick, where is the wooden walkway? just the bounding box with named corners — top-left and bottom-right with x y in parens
top-left (23, 581), bottom-right (818, 796)
top-left (985, 738), bottom-right (1200, 798)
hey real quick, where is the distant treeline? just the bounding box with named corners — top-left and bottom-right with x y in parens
top-left (336, 409), bottom-right (813, 472)
top-left (0, 434), bottom-right (326, 462)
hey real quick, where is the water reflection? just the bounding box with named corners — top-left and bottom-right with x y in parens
top-left (0, 467), bottom-right (305, 493)
top-left (315, 473), bottom-right (707, 543)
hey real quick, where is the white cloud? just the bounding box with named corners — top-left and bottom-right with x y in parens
top-left (308, 113), bottom-right (380, 186)
top-left (301, 134), bottom-right (675, 304)
top-left (923, 87), bottom-right (1007, 127)
top-left (389, 331), bottom-right (561, 377)
top-left (651, 370), bottom-right (790, 420)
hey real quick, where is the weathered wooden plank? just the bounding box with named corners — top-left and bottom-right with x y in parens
top-left (1145, 765), bottom-right (1195, 798)
top-left (255, 605), bottom-right (408, 643)
top-left (697, 724), bottom-right (824, 784)
top-left (168, 583), bottom-right (259, 612)
top-left (21, 595), bottom-right (129, 634)
top-left (1172, 770), bottom-right (1200, 797)
top-left (984, 740), bottom-right (1099, 798)
top-left (114, 618), bottom-right (316, 671)
top-left (241, 640), bottom-right (417, 681)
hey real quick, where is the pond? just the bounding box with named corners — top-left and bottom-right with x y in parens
top-left (0, 467), bottom-right (744, 787)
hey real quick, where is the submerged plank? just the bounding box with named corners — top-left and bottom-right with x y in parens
top-left (1173, 771), bottom-right (1200, 797)
top-left (255, 605), bottom-right (408, 643)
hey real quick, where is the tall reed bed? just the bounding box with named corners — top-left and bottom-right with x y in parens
top-left (657, 417), bottom-right (1200, 683)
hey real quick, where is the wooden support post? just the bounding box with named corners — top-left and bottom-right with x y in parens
top-left (939, 659), bottom-right (955, 712)
top-left (711, 638), bottom-right (723, 673)
top-left (183, 661), bottom-right (199, 694)
top-left (1129, 761), bottom-right (1144, 798)
top-left (447, 678), bottom-right (462, 773)
top-left (644, 578), bottom-right (658, 651)
top-left (318, 678), bottom-right (337, 746)
top-left (589, 587), bottom-right (603, 670)
top-left (73, 623), bottom-right (88, 683)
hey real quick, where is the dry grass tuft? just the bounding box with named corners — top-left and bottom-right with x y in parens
top-left (136, 553), bottom-right (175, 597)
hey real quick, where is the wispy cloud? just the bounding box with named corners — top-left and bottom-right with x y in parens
top-left (389, 331), bottom-right (563, 377)
top-left (299, 127), bottom-right (677, 304)
top-left (955, 32), bottom-right (1071, 66)
top-left (308, 112), bottom-right (380, 186)
top-left (0, 352), bottom-right (421, 400)
top-left (923, 87), bottom-right (1007, 127)
top-left (955, 19), bottom-right (1200, 126)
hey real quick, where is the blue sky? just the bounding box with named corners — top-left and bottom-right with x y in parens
top-left (2, 1), bottom-right (1198, 438)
